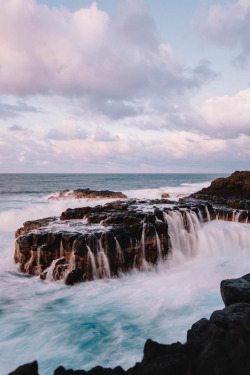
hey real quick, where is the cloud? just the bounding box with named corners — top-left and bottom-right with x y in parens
top-left (195, 0), bottom-right (250, 66)
top-left (0, 0), bottom-right (216, 105)
top-left (197, 88), bottom-right (250, 137)
top-left (8, 125), bottom-right (26, 131)
top-left (94, 127), bottom-right (119, 142)
top-left (0, 123), bottom-right (249, 172)
top-left (46, 120), bottom-right (87, 140)
top-left (0, 101), bottom-right (39, 118)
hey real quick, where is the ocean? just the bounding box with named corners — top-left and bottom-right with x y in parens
top-left (1, 173), bottom-right (250, 374)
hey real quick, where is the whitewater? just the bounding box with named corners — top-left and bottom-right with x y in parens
top-left (0, 173), bottom-right (250, 374)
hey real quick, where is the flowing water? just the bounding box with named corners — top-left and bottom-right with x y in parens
top-left (1, 173), bottom-right (250, 374)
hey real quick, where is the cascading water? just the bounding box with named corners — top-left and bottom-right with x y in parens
top-left (205, 206), bottom-right (211, 221)
top-left (115, 237), bottom-right (124, 270)
top-left (155, 230), bottom-right (162, 262)
top-left (87, 245), bottom-right (98, 279)
top-left (232, 210), bottom-right (240, 222)
top-left (164, 208), bottom-right (250, 267)
top-left (97, 239), bottom-right (111, 279)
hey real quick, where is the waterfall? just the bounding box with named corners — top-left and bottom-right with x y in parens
top-left (196, 221), bottom-right (250, 257)
top-left (205, 206), bottom-right (211, 222)
top-left (163, 208), bottom-right (250, 267)
top-left (97, 239), bottom-right (111, 279)
top-left (24, 250), bottom-right (36, 273)
top-left (163, 209), bottom-right (204, 261)
top-left (115, 238), bottom-right (124, 269)
top-left (87, 245), bottom-right (98, 279)
top-left (141, 223), bottom-right (146, 259)
top-left (45, 259), bottom-right (58, 281)
top-left (155, 230), bottom-right (162, 262)
top-left (232, 210), bottom-right (240, 222)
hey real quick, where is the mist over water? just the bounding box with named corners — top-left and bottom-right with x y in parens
top-left (1, 173), bottom-right (249, 375)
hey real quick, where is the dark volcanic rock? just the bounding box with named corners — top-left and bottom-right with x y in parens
top-left (14, 195), bottom-right (249, 284)
top-left (8, 361), bottom-right (39, 375)
top-left (195, 325), bottom-right (250, 375)
top-left (210, 302), bottom-right (250, 329)
top-left (190, 170), bottom-right (250, 210)
top-left (221, 273), bottom-right (250, 306)
top-left (49, 188), bottom-right (127, 200)
top-left (14, 200), bottom-right (170, 284)
top-left (187, 318), bottom-right (213, 342)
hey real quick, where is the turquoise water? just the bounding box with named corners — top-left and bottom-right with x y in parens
top-left (2, 173), bottom-right (250, 375)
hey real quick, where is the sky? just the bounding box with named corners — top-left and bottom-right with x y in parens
top-left (0, 0), bottom-right (250, 173)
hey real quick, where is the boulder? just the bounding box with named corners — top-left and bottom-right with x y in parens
top-left (161, 193), bottom-right (170, 199)
top-left (221, 273), bottom-right (250, 306)
top-left (210, 302), bottom-right (250, 329)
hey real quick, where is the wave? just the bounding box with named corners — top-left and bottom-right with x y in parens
top-left (1, 220), bottom-right (250, 374)
top-left (0, 198), bottom-right (118, 232)
top-left (123, 180), bottom-right (211, 200)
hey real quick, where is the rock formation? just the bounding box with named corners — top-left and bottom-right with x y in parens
top-left (14, 198), bottom-right (249, 285)
top-left (189, 170), bottom-right (250, 210)
top-left (48, 188), bottom-right (127, 200)
top-left (9, 273), bottom-right (250, 375)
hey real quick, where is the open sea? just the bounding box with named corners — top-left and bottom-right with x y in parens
top-left (1, 173), bottom-right (250, 374)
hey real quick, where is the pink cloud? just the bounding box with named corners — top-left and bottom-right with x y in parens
top-left (0, 0), bottom-right (215, 99)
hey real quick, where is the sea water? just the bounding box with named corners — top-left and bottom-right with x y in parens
top-left (1, 173), bottom-right (250, 374)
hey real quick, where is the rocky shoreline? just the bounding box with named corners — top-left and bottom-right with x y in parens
top-left (14, 198), bottom-right (249, 285)
top-left (9, 171), bottom-right (250, 374)
top-left (10, 273), bottom-right (250, 375)
top-left (190, 170), bottom-right (250, 210)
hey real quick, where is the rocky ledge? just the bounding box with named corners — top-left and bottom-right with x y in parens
top-left (189, 170), bottom-right (250, 210)
top-left (10, 273), bottom-right (250, 375)
top-left (14, 198), bottom-right (249, 285)
top-left (48, 188), bottom-right (127, 200)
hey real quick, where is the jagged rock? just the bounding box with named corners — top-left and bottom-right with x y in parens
top-left (221, 273), bottom-right (250, 306)
top-left (210, 302), bottom-right (250, 329)
top-left (195, 325), bottom-right (250, 375)
top-left (190, 171), bottom-right (250, 210)
top-left (8, 361), bottom-right (39, 375)
top-left (186, 318), bottom-right (213, 342)
top-left (48, 188), bottom-right (127, 200)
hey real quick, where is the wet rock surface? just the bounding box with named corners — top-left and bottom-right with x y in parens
top-left (48, 188), bottom-right (127, 200)
top-left (14, 197), bottom-right (249, 285)
top-left (10, 273), bottom-right (250, 375)
top-left (189, 170), bottom-right (250, 210)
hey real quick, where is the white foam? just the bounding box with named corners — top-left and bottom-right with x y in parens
top-left (123, 181), bottom-right (211, 200)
